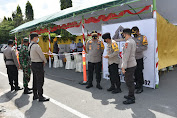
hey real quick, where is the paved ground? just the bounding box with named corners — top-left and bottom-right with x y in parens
top-left (0, 53), bottom-right (177, 118)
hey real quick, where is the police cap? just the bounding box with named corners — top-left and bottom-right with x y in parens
top-left (91, 30), bottom-right (98, 36)
top-left (23, 37), bottom-right (29, 43)
top-left (8, 39), bottom-right (14, 45)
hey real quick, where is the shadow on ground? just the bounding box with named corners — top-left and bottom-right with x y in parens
top-left (44, 63), bottom-right (177, 118)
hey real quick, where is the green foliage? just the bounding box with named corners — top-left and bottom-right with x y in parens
top-left (12, 5), bottom-right (23, 27)
top-left (60, 0), bottom-right (72, 10)
top-left (25, 1), bottom-right (34, 21)
top-left (0, 20), bottom-right (15, 44)
top-left (41, 32), bottom-right (57, 43)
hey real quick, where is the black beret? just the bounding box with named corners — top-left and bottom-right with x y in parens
top-left (102, 33), bottom-right (111, 39)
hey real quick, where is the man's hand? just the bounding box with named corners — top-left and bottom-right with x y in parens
top-left (43, 62), bottom-right (45, 66)
top-left (122, 68), bottom-right (126, 74)
top-left (104, 55), bottom-right (109, 58)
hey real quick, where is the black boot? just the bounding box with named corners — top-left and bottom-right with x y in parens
top-left (15, 86), bottom-right (23, 91)
top-left (28, 87), bottom-right (33, 91)
top-left (96, 83), bottom-right (102, 90)
top-left (124, 95), bottom-right (135, 100)
top-left (136, 86), bottom-right (143, 94)
top-left (39, 96), bottom-right (50, 102)
top-left (112, 88), bottom-right (122, 94)
top-left (86, 83), bottom-right (93, 89)
top-left (107, 86), bottom-right (115, 91)
top-left (123, 96), bottom-right (135, 105)
top-left (24, 87), bottom-right (32, 94)
top-left (11, 86), bottom-right (15, 91)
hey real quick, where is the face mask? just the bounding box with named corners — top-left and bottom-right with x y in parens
top-left (37, 38), bottom-right (39, 43)
top-left (92, 35), bottom-right (97, 39)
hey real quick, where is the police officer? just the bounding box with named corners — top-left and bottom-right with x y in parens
top-left (3, 40), bottom-right (23, 91)
top-left (29, 32), bottom-right (50, 102)
top-left (102, 33), bottom-right (122, 94)
top-left (19, 38), bottom-right (32, 94)
top-left (86, 31), bottom-right (104, 89)
top-left (131, 26), bottom-right (148, 94)
top-left (121, 29), bottom-right (137, 104)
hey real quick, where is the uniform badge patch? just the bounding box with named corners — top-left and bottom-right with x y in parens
top-left (125, 43), bottom-right (128, 48)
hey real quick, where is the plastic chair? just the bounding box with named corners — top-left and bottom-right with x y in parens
top-left (75, 54), bottom-right (83, 72)
top-left (65, 53), bottom-right (75, 69)
top-left (53, 55), bottom-right (59, 68)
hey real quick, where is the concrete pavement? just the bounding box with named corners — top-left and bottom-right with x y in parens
top-left (0, 53), bottom-right (177, 118)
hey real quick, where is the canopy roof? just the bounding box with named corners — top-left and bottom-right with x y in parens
top-left (10, 0), bottom-right (177, 35)
top-left (10, 0), bottom-right (142, 33)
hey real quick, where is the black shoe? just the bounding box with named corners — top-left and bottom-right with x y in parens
top-left (112, 89), bottom-right (122, 94)
top-left (39, 97), bottom-right (50, 102)
top-left (15, 87), bottom-right (23, 91)
top-left (135, 85), bottom-right (139, 89)
top-left (33, 96), bottom-right (39, 100)
top-left (124, 95), bottom-right (135, 100)
top-left (11, 86), bottom-right (15, 91)
top-left (86, 84), bottom-right (93, 89)
top-left (107, 86), bottom-right (115, 91)
top-left (28, 87), bottom-right (33, 91)
top-left (96, 84), bottom-right (102, 90)
top-left (123, 99), bottom-right (135, 105)
top-left (136, 88), bottom-right (143, 94)
top-left (24, 88), bottom-right (32, 94)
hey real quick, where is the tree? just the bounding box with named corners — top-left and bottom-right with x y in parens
top-left (25, 1), bottom-right (34, 21)
top-left (60, 0), bottom-right (72, 10)
top-left (0, 20), bottom-right (15, 44)
top-left (12, 5), bottom-right (23, 27)
top-left (8, 17), bottom-right (12, 21)
top-left (3, 16), bottom-right (7, 21)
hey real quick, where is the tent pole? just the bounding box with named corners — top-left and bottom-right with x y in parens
top-left (79, 15), bottom-right (87, 85)
top-left (153, 0), bottom-right (159, 89)
top-left (48, 30), bottom-right (52, 68)
top-left (15, 33), bottom-right (17, 50)
top-left (153, 0), bottom-right (157, 18)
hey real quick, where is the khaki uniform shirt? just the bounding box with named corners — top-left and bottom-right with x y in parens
top-left (121, 37), bottom-right (137, 69)
top-left (28, 41), bottom-right (47, 63)
top-left (107, 40), bottom-right (120, 65)
top-left (133, 34), bottom-right (148, 59)
top-left (3, 46), bottom-right (19, 68)
top-left (86, 39), bottom-right (104, 63)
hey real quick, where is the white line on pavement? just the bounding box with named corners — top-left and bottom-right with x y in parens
top-left (0, 71), bottom-right (90, 118)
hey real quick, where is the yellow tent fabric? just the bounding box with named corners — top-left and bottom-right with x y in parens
top-left (157, 12), bottom-right (177, 70)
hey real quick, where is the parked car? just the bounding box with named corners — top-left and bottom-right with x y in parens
top-left (0, 44), bottom-right (7, 53)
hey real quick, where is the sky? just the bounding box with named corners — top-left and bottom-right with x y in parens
top-left (0, 0), bottom-right (85, 21)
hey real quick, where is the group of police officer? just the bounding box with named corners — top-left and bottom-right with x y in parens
top-left (3, 32), bottom-right (50, 102)
top-left (86, 27), bottom-right (148, 104)
top-left (3, 27), bottom-right (147, 104)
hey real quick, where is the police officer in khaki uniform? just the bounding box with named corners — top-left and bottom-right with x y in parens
top-left (3, 40), bottom-right (23, 91)
top-left (29, 32), bottom-right (49, 102)
top-left (131, 26), bottom-right (148, 94)
top-left (121, 29), bottom-right (137, 104)
top-left (86, 31), bottom-right (104, 89)
top-left (102, 33), bottom-right (122, 94)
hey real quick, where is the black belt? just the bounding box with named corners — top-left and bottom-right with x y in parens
top-left (5, 59), bottom-right (14, 62)
top-left (32, 62), bottom-right (43, 64)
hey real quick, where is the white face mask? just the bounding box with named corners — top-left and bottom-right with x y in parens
top-left (37, 38), bottom-right (39, 43)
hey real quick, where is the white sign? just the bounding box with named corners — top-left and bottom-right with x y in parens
top-left (102, 19), bottom-right (156, 88)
